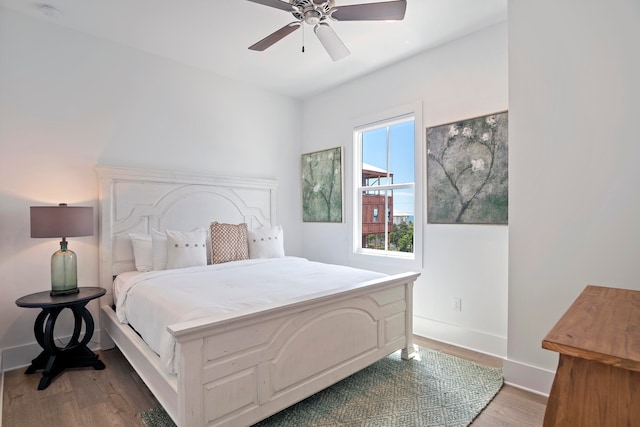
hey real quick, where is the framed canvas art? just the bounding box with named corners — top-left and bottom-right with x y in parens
top-left (427, 111), bottom-right (508, 224)
top-left (302, 146), bottom-right (343, 223)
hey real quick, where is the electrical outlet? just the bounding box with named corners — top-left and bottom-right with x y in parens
top-left (452, 297), bottom-right (462, 312)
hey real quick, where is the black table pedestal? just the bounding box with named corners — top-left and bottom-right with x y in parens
top-left (25, 304), bottom-right (105, 390)
top-left (16, 287), bottom-right (106, 390)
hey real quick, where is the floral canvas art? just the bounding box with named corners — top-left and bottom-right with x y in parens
top-left (427, 112), bottom-right (508, 224)
top-left (302, 147), bottom-right (342, 222)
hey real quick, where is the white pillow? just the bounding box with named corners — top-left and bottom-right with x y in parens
top-left (166, 228), bottom-right (207, 269)
top-left (129, 233), bottom-right (153, 272)
top-left (248, 225), bottom-right (285, 259)
top-left (151, 228), bottom-right (168, 271)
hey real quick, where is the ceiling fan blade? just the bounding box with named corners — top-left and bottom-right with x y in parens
top-left (246, 0), bottom-right (295, 13)
top-left (249, 22), bottom-right (301, 51)
top-left (314, 23), bottom-right (350, 61)
top-left (331, 0), bottom-right (407, 21)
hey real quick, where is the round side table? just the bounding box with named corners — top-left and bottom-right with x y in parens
top-left (15, 286), bottom-right (106, 390)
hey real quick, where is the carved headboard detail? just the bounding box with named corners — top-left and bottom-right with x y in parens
top-left (96, 166), bottom-right (277, 300)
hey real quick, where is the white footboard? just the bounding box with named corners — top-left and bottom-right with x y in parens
top-left (167, 272), bottom-right (418, 427)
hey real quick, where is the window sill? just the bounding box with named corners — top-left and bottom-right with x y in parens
top-left (355, 249), bottom-right (415, 261)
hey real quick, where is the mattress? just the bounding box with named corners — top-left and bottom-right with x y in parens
top-left (114, 256), bottom-right (386, 374)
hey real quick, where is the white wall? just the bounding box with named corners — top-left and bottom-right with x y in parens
top-left (301, 23), bottom-right (509, 357)
top-left (0, 9), bottom-right (302, 369)
top-left (506, 0), bottom-right (640, 393)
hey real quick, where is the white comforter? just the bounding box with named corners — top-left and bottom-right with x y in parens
top-left (114, 257), bottom-right (386, 375)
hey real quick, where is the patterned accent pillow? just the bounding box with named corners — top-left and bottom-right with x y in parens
top-left (210, 222), bottom-right (249, 264)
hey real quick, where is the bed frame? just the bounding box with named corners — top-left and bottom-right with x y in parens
top-left (96, 166), bottom-right (419, 427)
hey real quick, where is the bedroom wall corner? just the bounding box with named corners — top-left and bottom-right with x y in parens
top-left (502, 358), bottom-right (554, 397)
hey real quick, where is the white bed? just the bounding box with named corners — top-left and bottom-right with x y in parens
top-left (97, 166), bottom-right (420, 427)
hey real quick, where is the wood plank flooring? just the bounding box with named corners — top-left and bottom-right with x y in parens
top-left (2, 348), bottom-right (156, 427)
top-left (3, 336), bottom-right (547, 426)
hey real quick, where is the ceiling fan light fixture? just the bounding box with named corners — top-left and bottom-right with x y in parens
top-left (303, 9), bottom-right (321, 25)
top-left (314, 23), bottom-right (350, 61)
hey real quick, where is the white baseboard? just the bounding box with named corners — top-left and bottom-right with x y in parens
top-left (413, 315), bottom-right (507, 358)
top-left (413, 315), bottom-right (555, 396)
top-left (503, 357), bottom-right (555, 396)
top-left (1, 329), bottom-right (104, 373)
top-left (1, 341), bottom-right (40, 372)
top-left (99, 326), bottom-right (115, 350)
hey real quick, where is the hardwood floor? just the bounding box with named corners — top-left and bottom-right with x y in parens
top-left (2, 349), bottom-right (157, 427)
top-left (3, 336), bottom-right (547, 426)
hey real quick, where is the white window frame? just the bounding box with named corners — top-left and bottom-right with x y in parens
top-left (350, 102), bottom-right (423, 268)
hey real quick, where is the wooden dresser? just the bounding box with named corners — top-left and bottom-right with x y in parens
top-left (542, 285), bottom-right (640, 426)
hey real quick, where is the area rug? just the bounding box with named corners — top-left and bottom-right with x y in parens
top-left (140, 346), bottom-right (503, 427)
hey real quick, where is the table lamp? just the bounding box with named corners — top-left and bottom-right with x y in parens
top-left (30, 203), bottom-right (94, 296)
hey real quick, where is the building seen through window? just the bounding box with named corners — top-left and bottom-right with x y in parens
top-left (356, 115), bottom-right (415, 254)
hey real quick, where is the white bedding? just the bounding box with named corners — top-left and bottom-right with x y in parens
top-left (114, 256), bottom-right (386, 375)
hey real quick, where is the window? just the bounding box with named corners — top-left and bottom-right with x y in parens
top-left (354, 114), bottom-right (415, 256)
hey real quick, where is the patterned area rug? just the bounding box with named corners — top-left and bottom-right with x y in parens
top-left (140, 346), bottom-right (503, 427)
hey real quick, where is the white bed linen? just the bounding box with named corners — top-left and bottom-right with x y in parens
top-left (114, 257), bottom-right (386, 375)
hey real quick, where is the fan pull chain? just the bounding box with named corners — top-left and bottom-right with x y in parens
top-left (302, 23), bottom-right (305, 53)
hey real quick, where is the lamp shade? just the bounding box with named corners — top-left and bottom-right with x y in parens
top-left (30, 203), bottom-right (93, 296)
top-left (30, 204), bottom-right (93, 238)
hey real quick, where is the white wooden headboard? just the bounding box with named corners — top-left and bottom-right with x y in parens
top-left (96, 166), bottom-right (277, 299)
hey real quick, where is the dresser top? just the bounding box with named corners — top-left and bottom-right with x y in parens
top-left (543, 285), bottom-right (640, 371)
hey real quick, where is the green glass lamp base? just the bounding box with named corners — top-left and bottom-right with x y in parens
top-left (50, 241), bottom-right (79, 297)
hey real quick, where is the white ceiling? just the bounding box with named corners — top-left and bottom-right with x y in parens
top-left (0, 0), bottom-right (507, 99)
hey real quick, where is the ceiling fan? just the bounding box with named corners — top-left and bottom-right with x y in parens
top-left (247, 0), bottom-right (407, 61)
